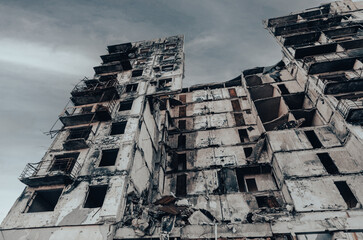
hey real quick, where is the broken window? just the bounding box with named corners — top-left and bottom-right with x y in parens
top-left (84, 185), bottom-right (108, 208)
top-left (179, 94), bottom-right (186, 103)
top-left (334, 181), bottom-right (358, 208)
top-left (26, 189), bottom-right (63, 213)
top-left (179, 106), bottom-right (186, 117)
top-left (178, 135), bottom-right (186, 149)
top-left (119, 100), bottom-right (133, 111)
top-left (49, 153), bottom-right (79, 174)
top-left (110, 121), bottom-right (127, 135)
top-left (256, 196), bottom-right (280, 208)
top-left (158, 78), bottom-right (172, 89)
top-left (277, 84), bottom-right (290, 94)
top-left (231, 99), bottom-right (242, 111)
top-left (132, 69), bottom-right (143, 77)
top-left (99, 149), bottom-right (119, 167)
top-left (67, 127), bottom-right (91, 140)
top-left (228, 88), bottom-right (237, 98)
top-left (126, 83), bottom-right (138, 92)
top-left (178, 120), bottom-right (186, 130)
top-left (317, 153), bottom-right (339, 174)
top-left (305, 130), bottom-right (322, 148)
top-left (244, 147), bottom-right (253, 158)
top-left (177, 153), bottom-right (187, 171)
top-left (238, 129), bottom-right (249, 143)
top-left (176, 174), bottom-right (187, 197)
top-left (234, 113), bottom-right (245, 126)
top-left (246, 178), bottom-right (258, 192)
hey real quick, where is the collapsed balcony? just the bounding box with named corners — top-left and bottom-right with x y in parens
top-left (70, 79), bottom-right (119, 106)
top-left (19, 154), bottom-right (81, 187)
top-left (59, 102), bottom-right (115, 127)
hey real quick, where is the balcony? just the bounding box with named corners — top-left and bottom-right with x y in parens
top-left (63, 126), bottom-right (92, 150)
top-left (336, 98), bottom-right (363, 123)
top-left (59, 102), bottom-right (115, 127)
top-left (70, 79), bottom-right (119, 106)
top-left (19, 156), bottom-right (81, 187)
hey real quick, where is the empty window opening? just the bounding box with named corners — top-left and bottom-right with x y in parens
top-left (126, 83), bottom-right (138, 92)
top-left (246, 109), bottom-right (251, 114)
top-left (177, 154), bottom-right (187, 171)
top-left (234, 113), bottom-right (245, 126)
top-left (334, 181), bottom-right (358, 208)
top-left (236, 169), bottom-right (246, 192)
top-left (246, 178), bottom-right (258, 192)
top-left (238, 129), bottom-right (249, 143)
top-left (99, 149), bottom-right (119, 167)
top-left (159, 78), bottom-right (172, 89)
top-left (305, 130), bottom-right (322, 148)
top-left (176, 174), bottom-right (187, 197)
top-left (277, 84), bottom-right (290, 94)
top-left (110, 121), bottom-right (127, 135)
top-left (49, 153), bottom-right (79, 174)
top-left (84, 185), bottom-right (108, 208)
top-left (132, 70), bottom-right (143, 77)
top-left (244, 147), bottom-right (253, 158)
top-left (119, 100), bottom-right (133, 111)
top-left (67, 127), bottom-right (92, 140)
top-left (317, 153), bottom-right (339, 174)
top-left (256, 196), bottom-right (280, 208)
top-left (231, 100), bottom-right (242, 111)
top-left (228, 88), bottom-right (237, 98)
top-left (178, 135), bottom-right (186, 149)
top-left (179, 106), bottom-right (186, 117)
top-left (178, 120), bottom-right (186, 130)
top-left (179, 94), bottom-right (186, 103)
top-left (81, 106), bottom-right (93, 113)
top-left (26, 189), bottom-right (63, 213)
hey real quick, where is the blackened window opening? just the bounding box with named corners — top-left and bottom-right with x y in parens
top-left (67, 127), bottom-right (92, 140)
top-left (126, 83), bottom-right (138, 92)
top-left (119, 100), bottom-right (133, 111)
top-left (99, 149), bottom-right (119, 167)
top-left (246, 178), bottom-right (258, 192)
top-left (305, 130), bottom-right (323, 148)
top-left (179, 106), bottom-right (186, 117)
top-left (178, 135), bottom-right (186, 149)
top-left (244, 147), bottom-right (253, 157)
top-left (176, 174), bottom-right (187, 197)
top-left (256, 196), bottom-right (280, 208)
top-left (236, 169), bottom-right (246, 192)
top-left (132, 69), bottom-right (143, 77)
top-left (177, 153), bottom-right (187, 171)
top-left (317, 153), bottom-right (339, 174)
top-left (178, 120), bottom-right (186, 130)
top-left (110, 121), bottom-right (127, 135)
top-left (27, 189), bottom-right (63, 213)
top-left (234, 113), bottom-right (245, 126)
top-left (277, 84), bottom-right (290, 94)
top-left (49, 153), bottom-right (79, 174)
top-left (84, 185), bottom-right (108, 208)
top-left (238, 129), bottom-right (249, 143)
top-left (334, 181), bottom-right (358, 208)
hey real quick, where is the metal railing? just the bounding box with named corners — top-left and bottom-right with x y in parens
top-left (71, 78), bottom-right (117, 94)
top-left (19, 158), bottom-right (81, 181)
top-left (336, 98), bottom-right (363, 118)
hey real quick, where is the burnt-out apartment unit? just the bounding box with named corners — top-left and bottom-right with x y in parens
top-left (1, 1), bottom-right (363, 240)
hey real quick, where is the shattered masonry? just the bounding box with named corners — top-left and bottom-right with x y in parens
top-left (1, 0), bottom-right (363, 239)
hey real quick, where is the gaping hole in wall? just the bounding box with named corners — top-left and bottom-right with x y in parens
top-left (254, 97), bottom-right (288, 123)
top-left (256, 196), bottom-right (280, 208)
top-left (119, 100), bottom-right (133, 111)
top-left (304, 130), bottom-right (322, 148)
top-left (99, 149), bottom-right (119, 167)
top-left (238, 129), bottom-right (249, 143)
top-left (231, 99), bottom-right (242, 111)
top-left (179, 94), bottom-right (186, 103)
top-left (158, 78), bottom-right (172, 90)
top-left (26, 189), bottom-right (63, 213)
top-left (179, 106), bottom-right (186, 117)
top-left (84, 185), bottom-right (108, 208)
top-left (291, 109), bottom-right (323, 127)
top-left (49, 153), bottom-right (80, 174)
top-left (132, 69), bottom-right (143, 77)
top-left (283, 93), bottom-right (305, 110)
top-left (317, 153), bottom-right (339, 174)
top-left (177, 153), bottom-right (187, 171)
top-left (249, 85), bottom-right (276, 101)
top-left (67, 127), bottom-right (92, 140)
top-left (277, 84), bottom-right (290, 95)
top-left (126, 83), bottom-right (138, 92)
top-left (228, 88), bottom-right (237, 98)
top-left (178, 120), bottom-right (186, 130)
top-left (236, 170), bottom-right (247, 192)
top-left (110, 121), bottom-right (127, 135)
top-left (234, 113), bottom-right (245, 126)
top-left (178, 135), bottom-right (186, 149)
top-left (334, 181), bottom-right (358, 208)
top-left (246, 178), bottom-right (258, 192)
top-left (244, 147), bottom-right (253, 157)
top-left (176, 174), bottom-right (187, 197)
top-left (245, 75), bottom-right (263, 87)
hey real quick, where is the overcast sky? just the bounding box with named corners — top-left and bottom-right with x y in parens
top-left (0, 0), bottom-right (326, 222)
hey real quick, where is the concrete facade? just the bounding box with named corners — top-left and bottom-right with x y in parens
top-left (1, 1), bottom-right (363, 240)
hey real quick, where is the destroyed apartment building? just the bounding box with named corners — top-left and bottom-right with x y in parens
top-left (1, 0), bottom-right (363, 239)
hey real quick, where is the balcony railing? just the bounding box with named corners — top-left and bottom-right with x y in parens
top-left (336, 99), bottom-right (363, 123)
top-left (19, 158), bottom-right (81, 187)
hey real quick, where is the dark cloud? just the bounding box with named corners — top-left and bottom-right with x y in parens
top-left (0, 0), bottom-right (323, 221)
